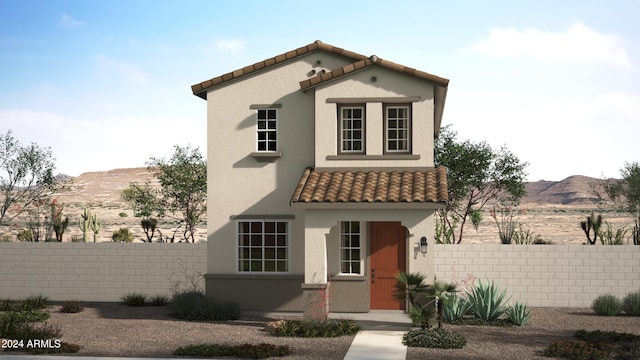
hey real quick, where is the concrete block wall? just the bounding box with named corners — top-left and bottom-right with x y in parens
top-left (0, 243), bottom-right (206, 302)
top-left (434, 244), bottom-right (640, 307)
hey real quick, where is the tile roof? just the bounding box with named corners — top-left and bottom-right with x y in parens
top-left (290, 166), bottom-right (448, 206)
top-left (191, 40), bottom-right (369, 99)
top-left (299, 56), bottom-right (449, 90)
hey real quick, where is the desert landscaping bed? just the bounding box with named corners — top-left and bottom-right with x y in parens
top-left (5, 303), bottom-right (639, 359)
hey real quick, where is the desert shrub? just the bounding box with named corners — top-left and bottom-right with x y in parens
top-left (174, 343), bottom-right (292, 359)
top-left (574, 329), bottom-right (640, 343)
top-left (118, 212), bottom-right (128, 217)
top-left (505, 301), bottom-right (531, 326)
top-left (149, 294), bottom-right (169, 306)
top-left (121, 293), bottom-right (146, 307)
top-left (20, 295), bottom-right (49, 310)
top-left (622, 290), bottom-right (640, 316)
top-left (271, 319), bottom-right (359, 338)
top-left (16, 229), bottom-right (33, 241)
top-left (0, 310), bottom-right (50, 323)
top-left (169, 291), bottom-right (240, 321)
top-left (402, 328), bottom-right (466, 349)
top-left (60, 300), bottom-right (84, 313)
top-left (465, 280), bottom-right (510, 322)
top-left (544, 340), bottom-right (611, 360)
top-left (591, 294), bottom-right (621, 316)
top-left (112, 227), bottom-right (134, 242)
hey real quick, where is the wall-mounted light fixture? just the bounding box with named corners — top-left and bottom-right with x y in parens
top-left (419, 236), bottom-right (428, 254)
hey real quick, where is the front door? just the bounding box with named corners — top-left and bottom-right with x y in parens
top-left (370, 222), bottom-right (406, 310)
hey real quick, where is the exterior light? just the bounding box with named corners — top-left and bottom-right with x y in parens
top-left (420, 236), bottom-right (428, 254)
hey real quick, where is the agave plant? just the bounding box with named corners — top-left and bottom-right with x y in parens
top-left (505, 301), bottom-right (531, 325)
top-left (465, 280), bottom-right (511, 322)
top-left (442, 294), bottom-right (471, 322)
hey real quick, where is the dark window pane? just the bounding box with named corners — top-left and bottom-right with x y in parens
top-left (353, 119), bottom-right (361, 129)
top-left (388, 142), bottom-right (397, 150)
top-left (389, 119), bottom-right (397, 128)
top-left (341, 262), bottom-right (350, 273)
top-left (277, 222), bottom-right (287, 233)
top-left (268, 131), bottom-right (276, 140)
top-left (277, 235), bottom-right (286, 246)
top-left (251, 261), bottom-right (262, 271)
top-left (277, 261), bottom-right (287, 272)
top-left (353, 108), bottom-right (362, 118)
top-left (351, 249), bottom-right (360, 260)
top-left (251, 235), bottom-right (262, 246)
top-left (264, 222), bottom-right (275, 233)
top-left (351, 221), bottom-right (359, 232)
top-left (267, 109), bottom-right (276, 119)
top-left (257, 142), bottom-right (266, 151)
top-left (265, 260), bottom-right (275, 271)
top-left (389, 108), bottom-right (397, 117)
top-left (352, 236), bottom-right (360, 248)
top-left (342, 249), bottom-right (351, 261)
top-left (264, 248), bottom-right (275, 260)
top-left (251, 222), bottom-right (262, 232)
top-left (257, 110), bottom-right (266, 119)
top-left (268, 142), bottom-right (276, 151)
top-left (276, 248), bottom-right (286, 259)
top-left (352, 262), bottom-right (361, 274)
top-left (258, 120), bottom-right (266, 129)
top-left (240, 222), bottom-right (249, 233)
top-left (265, 235), bottom-right (275, 246)
top-left (258, 132), bottom-right (266, 140)
top-left (341, 236), bottom-right (350, 248)
top-left (242, 235), bottom-right (250, 246)
top-left (267, 121), bottom-right (276, 129)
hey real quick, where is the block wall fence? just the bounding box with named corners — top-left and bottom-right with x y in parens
top-left (1, 243), bottom-right (638, 307)
top-left (434, 244), bottom-right (640, 307)
top-left (0, 243), bottom-right (206, 302)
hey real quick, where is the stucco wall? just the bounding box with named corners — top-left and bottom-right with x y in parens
top-left (434, 244), bottom-right (640, 307)
top-left (0, 243), bottom-right (206, 302)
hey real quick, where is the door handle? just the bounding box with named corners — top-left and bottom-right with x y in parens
top-left (371, 268), bottom-right (375, 283)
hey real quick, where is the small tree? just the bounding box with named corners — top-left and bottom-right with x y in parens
top-left (0, 130), bottom-right (61, 225)
top-left (435, 125), bottom-right (528, 243)
top-left (50, 199), bottom-right (69, 242)
top-left (595, 162), bottom-right (640, 244)
top-left (122, 181), bottom-right (162, 242)
top-left (148, 145), bottom-right (206, 243)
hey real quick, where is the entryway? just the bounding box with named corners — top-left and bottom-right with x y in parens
top-left (369, 222), bottom-right (406, 310)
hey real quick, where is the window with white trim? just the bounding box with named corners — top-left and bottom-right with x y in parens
top-left (238, 220), bottom-right (288, 272)
top-left (257, 109), bottom-right (277, 152)
top-left (385, 105), bottom-right (411, 153)
top-left (339, 105), bottom-right (365, 154)
top-left (340, 221), bottom-right (362, 275)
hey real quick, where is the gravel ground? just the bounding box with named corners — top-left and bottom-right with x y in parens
top-left (5, 303), bottom-right (640, 359)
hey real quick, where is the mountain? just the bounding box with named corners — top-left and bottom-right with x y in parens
top-left (522, 175), bottom-right (607, 205)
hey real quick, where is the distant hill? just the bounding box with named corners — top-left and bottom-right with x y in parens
top-left (522, 175), bottom-right (609, 205)
top-left (53, 168), bottom-right (615, 206)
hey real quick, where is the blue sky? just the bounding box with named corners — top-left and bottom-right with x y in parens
top-left (1, 0), bottom-right (638, 181)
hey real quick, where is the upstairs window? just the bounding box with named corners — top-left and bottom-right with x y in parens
top-left (385, 105), bottom-right (411, 153)
top-left (339, 105), bottom-right (365, 154)
top-left (257, 109), bottom-right (277, 152)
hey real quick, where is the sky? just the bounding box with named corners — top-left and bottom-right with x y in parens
top-left (1, 1), bottom-right (638, 182)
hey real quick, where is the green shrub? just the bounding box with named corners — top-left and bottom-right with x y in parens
top-left (118, 212), bottom-right (128, 218)
top-left (169, 291), bottom-right (240, 321)
top-left (60, 300), bottom-right (84, 313)
top-left (16, 229), bottom-right (33, 241)
top-left (465, 280), bottom-right (510, 322)
top-left (271, 319), bottom-right (359, 338)
top-left (402, 328), bottom-right (466, 349)
top-left (544, 340), bottom-right (611, 360)
top-left (121, 293), bottom-right (146, 306)
top-left (174, 343), bottom-right (292, 359)
top-left (574, 329), bottom-right (640, 343)
top-left (622, 290), bottom-right (640, 316)
top-left (505, 301), bottom-right (531, 326)
top-left (149, 294), bottom-right (169, 306)
top-left (20, 295), bottom-right (49, 310)
top-left (591, 294), bottom-right (621, 316)
top-left (112, 227), bottom-right (134, 242)
top-left (0, 310), bottom-right (50, 323)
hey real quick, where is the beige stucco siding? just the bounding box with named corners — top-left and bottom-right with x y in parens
top-left (313, 67), bottom-right (436, 169)
top-left (204, 53), bottom-right (356, 275)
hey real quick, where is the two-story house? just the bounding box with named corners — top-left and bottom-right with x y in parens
top-left (191, 41), bottom-right (448, 313)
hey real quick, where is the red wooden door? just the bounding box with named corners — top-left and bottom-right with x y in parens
top-left (370, 222), bottom-right (406, 310)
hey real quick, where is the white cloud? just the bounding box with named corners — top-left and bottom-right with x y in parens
top-left (94, 55), bottom-right (147, 84)
top-left (58, 14), bottom-right (87, 29)
top-left (470, 22), bottom-right (631, 68)
top-left (215, 39), bottom-right (245, 52)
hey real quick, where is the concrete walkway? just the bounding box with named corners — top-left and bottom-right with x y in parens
top-left (343, 330), bottom-right (407, 360)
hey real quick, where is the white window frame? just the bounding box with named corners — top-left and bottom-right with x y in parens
top-left (338, 105), bottom-right (365, 154)
top-left (384, 104), bottom-right (411, 153)
top-left (339, 221), bottom-right (362, 275)
top-left (256, 109), bottom-right (278, 152)
top-left (237, 220), bottom-right (289, 273)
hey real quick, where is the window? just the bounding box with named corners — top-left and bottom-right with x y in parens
top-left (339, 105), bottom-right (365, 153)
top-left (238, 220), bottom-right (288, 272)
top-left (385, 105), bottom-right (411, 153)
top-left (257, 109), bottom-right (277, 152)
top-left (340, 221), bottom-right (362, 275)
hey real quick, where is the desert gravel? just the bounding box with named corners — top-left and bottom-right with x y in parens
top-left (7, 303), bottom-right (640, 359)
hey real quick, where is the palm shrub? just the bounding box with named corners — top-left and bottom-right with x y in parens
top-left (622, 290), bottom-right (640, 316)
top-left (591, 294), bottom-right (621, 316)
top-left (465, 280), bottom-right (510, 322)
top-left (505, 302), bottom-right (531, 325)
top-left (394, 272), bottom-right (435, 328)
